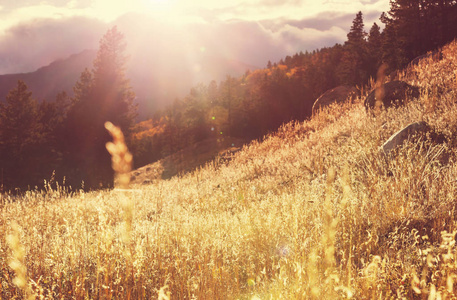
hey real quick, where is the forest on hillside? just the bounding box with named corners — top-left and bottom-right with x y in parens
top-left (130, 0), bottom-right (457, 169)
top-left (1, 0), bottom-right (457, 191)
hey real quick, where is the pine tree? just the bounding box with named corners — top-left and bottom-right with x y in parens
top-left (385, 0), bottom-right (422, 63)
top-left (35, 92), bottom-right (70, 182)
top-left (381, 0), bottom-right (457, 70)
top-left (0, 81), bottom-right (39, 152)
top-left (65, 26), bottom-right (137, 189)
top-left (347, 11), bottom-right (367, 46)
top-left (71, 68), bottom-right (93, 105)
top-left (338, 11), bottom-right (368, 85)
top-left (0, 81), bottom-right (40, 189)
top-left (367, 22), bottom-right (383, 77)
top-left (92, 26), bottom-right (137, 133)
top-left (380, 11), bottom-right (402, 71)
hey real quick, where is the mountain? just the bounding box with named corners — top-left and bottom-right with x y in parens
top-left (0, 49), bottom-right (96, 104)
top-left (0, 49), bottom-right (258, 120)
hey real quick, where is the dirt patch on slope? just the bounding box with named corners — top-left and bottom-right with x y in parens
top-left (130, 137), bottom-right (249, 185)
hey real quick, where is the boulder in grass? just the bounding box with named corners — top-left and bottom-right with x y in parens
top-left (409, 49), bottom-right (443, 67)
top-left (312, 85), bottom-right (358, 115)
top-left (364, 81), bottom-right (420, 111)
top-left (142, 179), bottom-right (152, 185)
top-left (380, 121), bottom-right (446, 156)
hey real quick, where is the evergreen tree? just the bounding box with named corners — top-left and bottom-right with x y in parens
top-left (347, 11), bottom-right (367, 45)
top-left (382, 0), bottom-right (421, 68)
top-left (338, 11), bottom-right (368, 85)
top-left (367, 22), bottom-right (383, 77)
top-left (0, 81), bottom-right (40, 189)
top-left (91, 26), bottom-right (137, 134)
top-left (65, 26), bottom-right (137, 189)
top-left (0, 81), bottom-right (39, 152)
top-left (381, 0), bottom-right (457, 70)
top-left (36, 92), bottom-right (70, 183)
top-left (183, 84), bottom-right (209, 143)
top-left (380, 11), bottom-right (402, 71)
top-left (71, 68), bottom-right (93, 105)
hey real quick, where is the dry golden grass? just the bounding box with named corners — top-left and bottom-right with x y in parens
top-left (2, 40), bottom-right (457, 299)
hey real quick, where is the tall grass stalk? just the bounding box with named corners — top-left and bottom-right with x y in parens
top-left (6, 221), bottom-right (34, 300)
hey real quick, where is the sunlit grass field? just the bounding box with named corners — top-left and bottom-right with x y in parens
top-left (2, 40), bottom-right (457, 299)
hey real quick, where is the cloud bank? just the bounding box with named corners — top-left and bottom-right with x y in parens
top-left (0, 17), bottom-right (106, 74)
top-left (0, 0), bottom-right (390, 75)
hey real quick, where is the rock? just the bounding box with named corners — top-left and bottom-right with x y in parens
top-left (403, 50), bottom-right (444, 80)
top-left (388, 70), bottom-right (400, 81)
top-left (381, 122), bottom-right (429, 155)
top-left (380, 121), bottom-right (445, 156)
top-left (218, 147), bottom-right (242, 162)
top-left (409, 49), bottom-right (443, 67)
top-left (364, 81), bottom-right (420, 110)
top-left (142, 179), bottom-right (152, 185)
top-left (312, 85), bottom-right (358, 115)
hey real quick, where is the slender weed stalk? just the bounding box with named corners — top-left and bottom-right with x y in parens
top-left (374, 63), bottom-right (387, 112)
top-left (6, 221), bottom-right (34, 300)
top-left (105, 121), bottom-right (133, 190)
top-left (105, 121), bottom-right (135, 298)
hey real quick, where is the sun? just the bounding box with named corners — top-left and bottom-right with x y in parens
top-left (86, 0), bottom-right (177, 23)
top-left (141, 0), bottom-right (178, 17)
top-left (144, 0), bottom-right (174, 9)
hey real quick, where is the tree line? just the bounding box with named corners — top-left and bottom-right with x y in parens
top-left (1, 0), bottom-right (457, 191)
top-left (0, 27), bottom-right (136, 191)
top-left (132, 0), bottom-right (457, 169)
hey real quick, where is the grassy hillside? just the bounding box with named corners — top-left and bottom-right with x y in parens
top-left (130, 137), bottom-right (248, 184)
top-left (1, 40), bottom-right (457, 299)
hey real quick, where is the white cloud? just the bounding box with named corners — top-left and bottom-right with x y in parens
top-left (0, 1), bottom-right (390, 74)
top-left (0, 17), bottom-right (106, 74)
top-left (0, 0), bottom-right (390, 32)
top-left (178, 0), bottom-right (388, 23)
top-left (276, 24), bottom-right (347, 51)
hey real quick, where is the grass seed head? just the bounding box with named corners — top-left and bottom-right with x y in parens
top-left (105, 121), bottom-right (132, 189)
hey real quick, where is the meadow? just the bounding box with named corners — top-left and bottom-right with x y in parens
top-left (1, 40), bottom-right (457, 299)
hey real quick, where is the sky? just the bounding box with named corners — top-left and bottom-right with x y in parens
top-left (0, 0), bottom-right (390, 75)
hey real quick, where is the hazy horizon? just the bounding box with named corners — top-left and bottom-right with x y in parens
top-left (0, 0), bottom-right (389, 75)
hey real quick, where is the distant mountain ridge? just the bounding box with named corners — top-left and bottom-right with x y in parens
top-left (0, 50), bottom-right (257, 120)
top-left (0, 49), bottom-right (96, 104)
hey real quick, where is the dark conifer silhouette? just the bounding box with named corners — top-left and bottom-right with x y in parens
top-left (0, 81), bottom-right (40, 189)
top-left (64, 26), bottom-right (137, 189)
top-left (338, 11), bottom-right (368, 85)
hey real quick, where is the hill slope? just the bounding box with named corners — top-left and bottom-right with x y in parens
top-left (130, 137), bottom-right (250, 184)
top-left (1, 40), bottom-right (457, 299)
